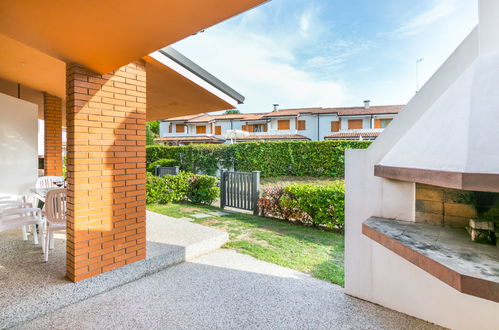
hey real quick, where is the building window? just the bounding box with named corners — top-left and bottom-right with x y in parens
top-left (215, 126), bottom-right (222, 135)
top-left (380, 119), bottom-right (392, 128)
top-left (196, 126), bottom-right (206, 134)
top-left (176, 124), bottom-right (185, 133)
top-left (297, 120), bottom-right (306, 130)
top-left (252, 124), bottom-right (265, 132)
top-left (348, 119), bottom-right (363, 129)
top-left (331, 121), bottom-right (340, 132)
top-left (374, 118), bottom-right (393, 129)
top-left (242, 124), bottom-right (248, 131)
top-left (277, 120), bottom-right (290, 130)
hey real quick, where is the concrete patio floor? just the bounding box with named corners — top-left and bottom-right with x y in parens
top-left (0, 211), bottom-right (228, 328)
top-left (15, 249), bottom-right (442, 330)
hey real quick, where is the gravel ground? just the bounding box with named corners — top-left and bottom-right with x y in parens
top-left (16, 249), bottom-right (442, 330)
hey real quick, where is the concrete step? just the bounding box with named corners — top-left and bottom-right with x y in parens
top-left (0, 211), bottom-right (228, 329)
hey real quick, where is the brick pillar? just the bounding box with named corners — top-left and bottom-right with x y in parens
top-left (43, 93), bottom-right (63, 176)
top-left (65, 61), bottom-right (147, 282)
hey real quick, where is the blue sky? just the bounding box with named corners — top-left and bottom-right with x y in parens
top-left (174, 0), bottom-right (478, 112)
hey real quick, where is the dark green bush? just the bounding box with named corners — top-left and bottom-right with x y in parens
top-left (147, 158), bottom-right (177, 174)
top-left (146, 172), bottom-right (189, 204)
top-left (232, 141), bottom-right (369, 177)
top-left (258, 182), bottom-right (345, 231)
top-left (147, 144), bottom-right (233, 176)
top-left (186, 175), bottom-right (219, 205)
top-left (147, 141), bottom-right (371, 178)
top-left (284, 183), bottom-right (345, 230)
top-left (146, 172), bottom-right (219, 205)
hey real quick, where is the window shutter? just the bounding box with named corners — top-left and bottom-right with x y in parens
top-left (348, 120), bottom-right (363, 129)
top-left (176, 124), bottom-right (185, 133)
top-left (297, 120), bottom-right (306, 130)
top-left (215, 126), bottom-right (222, 135)
top-left (277, 120), bottom-right (290, 130)
top-left (331, 121), bottom-right (340, 132)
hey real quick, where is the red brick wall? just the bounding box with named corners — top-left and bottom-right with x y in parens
top-left (44, 93), bottom-right (63, 176)
top-left (65, 61), bottom-right (147, 282)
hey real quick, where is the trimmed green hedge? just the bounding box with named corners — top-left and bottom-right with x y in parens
top-left (146, 158), bottom-right (177, 174)
top-left (258, 182), bottom-right (345, 231)
top-left (146, 172), bottom-right (219, 205)
top-left (147, 144), bottom-right (233, 176)
top-left (147, 141), bottom-right (370, 178)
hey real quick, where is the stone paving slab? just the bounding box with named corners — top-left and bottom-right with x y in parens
top-left (0, 211), bottom-right (228, 329)
top-left (178, 217), bottom-right (195, 222)
top-left (190, 213), bottom-right (212, 219)
top-left (16, 250), bottom-right (442, 330)
top-left (208, 211), bottom-right (230, 216)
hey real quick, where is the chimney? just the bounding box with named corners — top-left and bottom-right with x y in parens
top-left (273, 104), bottom-right (279, 112)
top-left (364, 100), bottom-right (371, 109)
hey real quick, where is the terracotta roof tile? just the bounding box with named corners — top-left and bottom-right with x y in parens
top-left (162, 105), bottom-right (404, 122)
top-left (155, 136), bottom-right (225, 142)
top-left (166, 113), bottom-right (206, 121)
top-left (237, 134), bottom-right (310, 141)
top-left (325, 131), bottom-right (381, 139)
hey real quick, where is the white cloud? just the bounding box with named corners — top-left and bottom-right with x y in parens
top-left (304, 39), bottom-right (374, 74)
top-left (174, 22), bottom-right (350, 112)
top-left (395, 0), bottom-right (458, 37)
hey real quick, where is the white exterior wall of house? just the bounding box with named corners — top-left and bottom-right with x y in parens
top-left (0, 92), bottom-right (38, 195)
top-left (267, 116), bottom-right (296, 135)
top-left (158, 112), bottom-right (398, 142)
top-left (293, 113), bottom-right (338, 141)
top-left (344, 18), bottom-right (499, 330)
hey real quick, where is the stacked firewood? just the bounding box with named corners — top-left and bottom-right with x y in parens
top-left (467, 219), bottom-right (498, 246)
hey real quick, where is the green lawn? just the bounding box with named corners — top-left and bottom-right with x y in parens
top-left (148, 203), bottom-right (345, 286)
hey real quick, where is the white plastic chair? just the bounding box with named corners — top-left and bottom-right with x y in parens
top-left (44, 189), bottom-right (66, 262)
top-left (0, 198), bottom-right (35, 240)
top-left (0, 204), bottom-right (44, 246)
top-left (36, 176), bottom-right (65, 189)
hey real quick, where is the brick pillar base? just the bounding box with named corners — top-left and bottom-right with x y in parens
top-left (43, 93), bottom-right (63, 176)
top-left (65, 61), bottom-right (147, 282)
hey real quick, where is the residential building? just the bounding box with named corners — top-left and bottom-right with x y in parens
top-left (156, 101), bottom-right (404, 145)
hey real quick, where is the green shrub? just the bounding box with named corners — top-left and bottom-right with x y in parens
top-left (147, 144), bottom-right (233, 176)
top-left (147, 158), bottom-right (178, 174)
top-left (146, 172), bottom-right (219, 205)
top-left (147, 141), bottom-right (371, 178)
top-left (186, 175), bottom-right (219, 205)
top-left (284, 183), bottom-right (345, 230)
top-left (258, 182), bottom-right (345, 231)
top-left (146, 172), bottom-right (189, 204)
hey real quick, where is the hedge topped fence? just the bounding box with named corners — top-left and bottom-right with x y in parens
top-left (146, 140), bottom-right (371, 178)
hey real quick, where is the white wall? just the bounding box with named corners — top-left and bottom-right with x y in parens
top-left (0, 92), bottom-right (38, 195)
top-left (345, 25), bottom-right (499, 329)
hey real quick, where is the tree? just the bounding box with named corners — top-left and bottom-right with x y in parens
top-left (224, 109), bottom-right (241, 115)
top-left (146, 121), bottom-right (159, 146)
top-left (148, 121), bottom-right (160, 136)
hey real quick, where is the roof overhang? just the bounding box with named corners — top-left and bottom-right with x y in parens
top-left (145, 50), bottom-right (242, 121)
top-left (0, 0), bottom-right (267, 74)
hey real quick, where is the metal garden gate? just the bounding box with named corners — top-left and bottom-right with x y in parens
top-left (154, 165), bottom-right (180, 177)
top-left (220, 170), bottom-right (260, 215)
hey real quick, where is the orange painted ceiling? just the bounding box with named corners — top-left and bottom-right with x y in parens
top-left (144, 56), bottom-right (235, 121)
top-left (0, 0), bottom-right (266, 119)
top-left (0, 0), bottom-right (266, 74)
